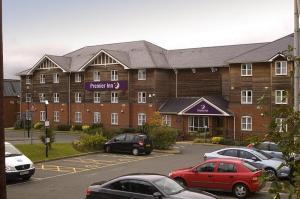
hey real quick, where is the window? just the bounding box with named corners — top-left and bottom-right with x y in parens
top-left (94, 92), bottom-right (101, 103)
top-left (75, 92), bottom-right (82, 103)
top-left (188, 116), bottom-right (208, 132)
top-left (53, 93), bottom-right (59, 103)
top-left (25, 93), bottom-right (32, 103)
top-left (129, 180), bottom-right (158, 195)
top-left (93, 70), bottom-right (101, 81)
top-left (241, 90), bottom-right (252, 104)
top-left (75, 73), bottom-right (82, 83)
top-left (241, 63), bottom-right (252, 76)
top-left (256, 143), bottom-right (269, 150)
top-left (219, 149), bottom-right (238, 157)
top-left (138, 69), bottom-right (146, 80)
top-left (196, 162), bottom-right (215, 172)
top-left (162, 115), bottom-right (172, 127)
top-left (275, 118), bottom-right (287, 132)
top-left (111, 113), bottom-right (118, 125)
top-left (75, 112), bottom-right (82, 123)
top-left (217, 163), bottom-right (237, 172)
top-left (111, 70), bottom-right (118, 81)
top-left (111, 92), bottom-right (118, 103)
top-left (239, 150), bottom-right (257, 160)
top-left (138, 113), bottom-right (146, 126)
top-left (275, 61), bottom-right (287, 75)
top-left (53, 73), bottom-right (59, 83)
top-left (138, 92), bottom-right (146, 103)
top-left (40, 74), bottom-right (46, 84)
top-left (26, 76), bottom-right (31, 84)
top-left (275, 90), bottom-right (288, 104)
top-left (40, 111), bottom-right (46, 121)
top-left (94, 112), bottom-right (101, 124)
top-left (39, 93), bottom-right (46, 103)
top-left (54, 111), bottom-right (60, 122)
top-left (241, 116), bottom-right (252, 131)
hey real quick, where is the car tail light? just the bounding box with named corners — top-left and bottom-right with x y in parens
top-left (85, 188), bottom-right (92, 196)
top-left (139, 141), bottom-right (144, 146)
top-left (252, 176), bottom-right (258, 181)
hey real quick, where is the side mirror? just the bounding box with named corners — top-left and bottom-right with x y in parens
top-left (153, 192), bottom-right (162, 199)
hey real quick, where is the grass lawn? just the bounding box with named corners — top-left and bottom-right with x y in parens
top-left (15, 143), bottom-right (84, 162)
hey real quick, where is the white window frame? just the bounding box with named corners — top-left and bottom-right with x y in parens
top-left (188, 116), bottom-right (209, 132)
top-left (26, 76), bottom-right (31, 85)
top-left (163, 115), bottom-right (172, 127)
top-left (25, 93), bottom-right (32, 103)
top-left (275, 90), bottom-right (288, 104)
top-left (241, 116), bottom-right (252, 131)
top-left (54, 111), bottom-right (60, 122)
top-left (241, 90), bottom-right (252, 104)
top-left (111, 113), bottom-right (118, 125)
top-left (53, 73), bottom-right (59, 83)
top-left (75, 73), bottom-right (82, 83)
top-left (53, 93), bottom-right (59, 103)
top-left (75, 92), bottom-right (82, 103)
top-left (138, 113), bottom-right (147, 126)
top-left (94, 112), bottom-right (101, 124)
top-left (93, 70), bottom-right (101, 81)
top-left (75, 112), bottom-right (82, 123)
top-left (40, 74), bottom-right (46, 84)
top-left (275, 61), bottom-right (287, 75)
top-left (275, 118), bottom-right (287, 132)
top-left (94, 92), bottom-right (101, 103)
top-left (40, 111), bottom-right (46, 121)
top-left (111, 70), bottom-right (118, 81)
top-left (39, 93), bottom-right (46, 103)
top-left (241, 63), bottom-right (252, 76)
top-left (138, 69), bottom-right (146, 80)
top-left (111, 92), bottom-right (118, 103)
top-left (138, 92), bottom-right (146, 103)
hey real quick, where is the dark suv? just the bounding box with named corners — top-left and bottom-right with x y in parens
top-left (104, 133), bottom-right (153, 156)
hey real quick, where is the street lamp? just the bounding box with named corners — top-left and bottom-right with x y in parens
top-left (44, 100), bottom-right (49, 158)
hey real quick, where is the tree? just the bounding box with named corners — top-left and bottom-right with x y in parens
top-left (148, 111), bottom-right (163, 127)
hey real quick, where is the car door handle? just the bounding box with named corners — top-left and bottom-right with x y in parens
top-left (208, 175), bottom-right (213, 177)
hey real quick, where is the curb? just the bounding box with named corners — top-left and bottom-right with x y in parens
top-left (176, 141), bottom-right (228, 147)
top-left (153, 148), bottom-right (181, 154)
top-left (33, 151), bottom-right (103, 164)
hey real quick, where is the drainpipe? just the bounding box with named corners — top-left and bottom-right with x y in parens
top-left (174, 69), bottom-right (178, 98)
top-left (233, 115), bottom-right (236, 141)
top-left (68, 73), bottom-right (71, 125)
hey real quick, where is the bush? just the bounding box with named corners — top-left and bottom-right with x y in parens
top-left (72, 124), bottom-right (82, 131)
top-left (82, 125), bottom-right (90, 133)
top-left (14, 120), bottom-right (24, 129)
top-left (40, 128), bottom-right (56, 149)
top-left (56, 124), bottom-right (72, 131)
top-left (219, 138), bottom-right (235, 145)
top-left (211, 136), bottom-right (224, 144)
top-left (85, 127), bottom-right (102, 135)
top-left (149, 126), bottom-right (178, 150)
top-left (120, 128), bottom-right (137, 134)
top-left (102, 128), bottom-right (122, 139)
top-left (34, 122), bottom-right (44, 130)
top-left (90, 123), bottom-right (103, 129)
top-left (193, 138), bottom-right (210, 143)
top-left (72, 133), bottom-right (107, 152)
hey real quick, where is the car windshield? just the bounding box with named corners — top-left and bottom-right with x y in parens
top-left (253, 149), bottom-right (273, 159)
top-left (250, 149), bottom-right (269, 160)
top-left (153, 177), bottom-right (184, 195)
top-left (5, 143), bottom-right (22, 157)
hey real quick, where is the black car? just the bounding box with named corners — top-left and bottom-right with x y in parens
top-left (104, 133), bottom-right (153, 156)
top-left (85, 174), bottom-right (218, 199)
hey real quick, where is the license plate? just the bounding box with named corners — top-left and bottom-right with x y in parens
top-left (146, 144), bottom-right (150, 147)
top-left (20, 171), bottom-right (29, 176)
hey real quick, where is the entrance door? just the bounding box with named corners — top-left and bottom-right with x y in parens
top-left (188, 116), bottom-right (209, 133)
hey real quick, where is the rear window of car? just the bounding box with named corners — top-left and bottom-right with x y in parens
top-left (243, 162), bottom-right (259, 172)
top-left (269, 143), bottom-right (280, 152)
top-left (218, 149), bottom-right (238, 157)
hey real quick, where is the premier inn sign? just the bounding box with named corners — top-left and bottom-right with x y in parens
top-left (85, 81), bottom-right (128, 91)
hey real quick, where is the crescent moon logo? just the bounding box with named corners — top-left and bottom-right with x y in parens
top-left (115, 82), bottom-right (120, 90)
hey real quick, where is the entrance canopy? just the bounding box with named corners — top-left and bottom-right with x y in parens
top-left (159, 96), bottom-right (232, 116)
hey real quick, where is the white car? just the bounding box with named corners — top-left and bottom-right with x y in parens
top-left (5, 142), bottom-right (35, 181)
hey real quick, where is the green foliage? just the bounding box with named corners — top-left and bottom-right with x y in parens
top-left (138, 124), bottom-right (150, 135)
top-left (90, 123), bottom-right (103, 129)
top-left (72, 133), bottom-right (107, 152)
top-left (245, 135), bottom-right (264, 145)
top-left (149, 126), bottom-right (178, 150)
top-left (120, 127), bottom-right (138, 134)
top-left (211, 136), bottom-right (224, 144)
top-left (219, 138), bottom-right (235, 145)
top-left (85, 127), bottom-right (103, 135)
top-left (72, 124), bottom-right (82, 131)
top-left (14, 119), bottom-right (24, 129)
top-left (82, 125), bottom-right (90, 133)
top-left (102, 128), bottom-right (122, 139)
top-left (56, 124), bottom-right (72, 131)
top-left (39, 128), bottom-right (56, 149)
top-left (148, 112), bottom-right (163, 127)
top-left (193, 138), bottom-right (210, 143)
top-left (34, 122), bottom-right (44, 129)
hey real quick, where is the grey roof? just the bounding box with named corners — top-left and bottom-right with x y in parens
top-left (3, 79), bottom-right (20, 97)
top-left (159, 96), bottom-right (232, 115)
top-left (47, 55), bottom-right (72, 72)
top-left (227, 34), bottom-right (293, 63)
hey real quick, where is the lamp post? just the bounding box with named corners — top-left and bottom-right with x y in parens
top-left (27, 101), bottom-right (30, 138)
top-left (44, 100), bottom-right (49, 158)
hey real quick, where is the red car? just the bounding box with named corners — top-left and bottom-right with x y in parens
top-left (168, 158), bottom-right (264, 199)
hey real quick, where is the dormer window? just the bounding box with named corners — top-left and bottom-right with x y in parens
top-left (275, 61), bottom-right (287, 75)
top-left (241, 63), bottom-right (252, 76)
top-left (138, 69), bottom-right (146, 80)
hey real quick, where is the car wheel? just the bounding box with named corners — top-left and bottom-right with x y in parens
top-left (233, 183), bottom-right (249, 199)
top-left (265, 168), bottom-right (277, 180)
top-left (175, 178), bottom-right (187, 187)
top-left (132, 148), bottom-right (139, 156)
top-left (22, 176), bottom-right (31, 181)
top-left (145, 151), bottom-right (152, 155)
top-left (105, 145), bottom-right (111, 153)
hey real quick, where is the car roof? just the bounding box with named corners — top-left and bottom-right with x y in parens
top-left (116, 173), bottom-right (166, 182)
top-left (217, 147), bottom-right (252, 152)
top-left (205, 158), bottom-right (243, 164)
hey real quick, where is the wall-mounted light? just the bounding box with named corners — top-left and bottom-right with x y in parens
top-left (86, 109), bottom-right (90, 112)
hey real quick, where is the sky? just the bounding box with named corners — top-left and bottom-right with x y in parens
top-left (3, 0), bottom-right (294, 79)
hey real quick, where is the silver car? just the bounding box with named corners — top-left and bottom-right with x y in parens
top-left (248, 141), bottom-right (283, 159)
top-left (204, 147), bottom-right (290, 179)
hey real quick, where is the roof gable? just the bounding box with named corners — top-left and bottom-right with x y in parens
top-left (28, 55), bottom-right (69, 75)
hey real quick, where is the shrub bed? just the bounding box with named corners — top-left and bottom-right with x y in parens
top-left (72, 124), bottom-right (82, 131)
top-left (211, 136), bottom-right (224, 144)
top-left (34, 122), bottom-right (44, 130)
top-left (149, 126), bottom-right (178, 150)
top-left (56, 124), bottom-right (72, 131)
top-left (72, 133), bottom-right (107, 152)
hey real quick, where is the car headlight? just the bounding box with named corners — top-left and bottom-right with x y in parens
top-left (30, 164), bottom-right (35, 169)
top-left (6, 166), bottom-right (16, 172)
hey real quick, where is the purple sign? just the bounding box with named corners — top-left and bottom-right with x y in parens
top-left (85, 81), bottom-right (128, 91)
top-left (185, 101), bottom-right (223, 115)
